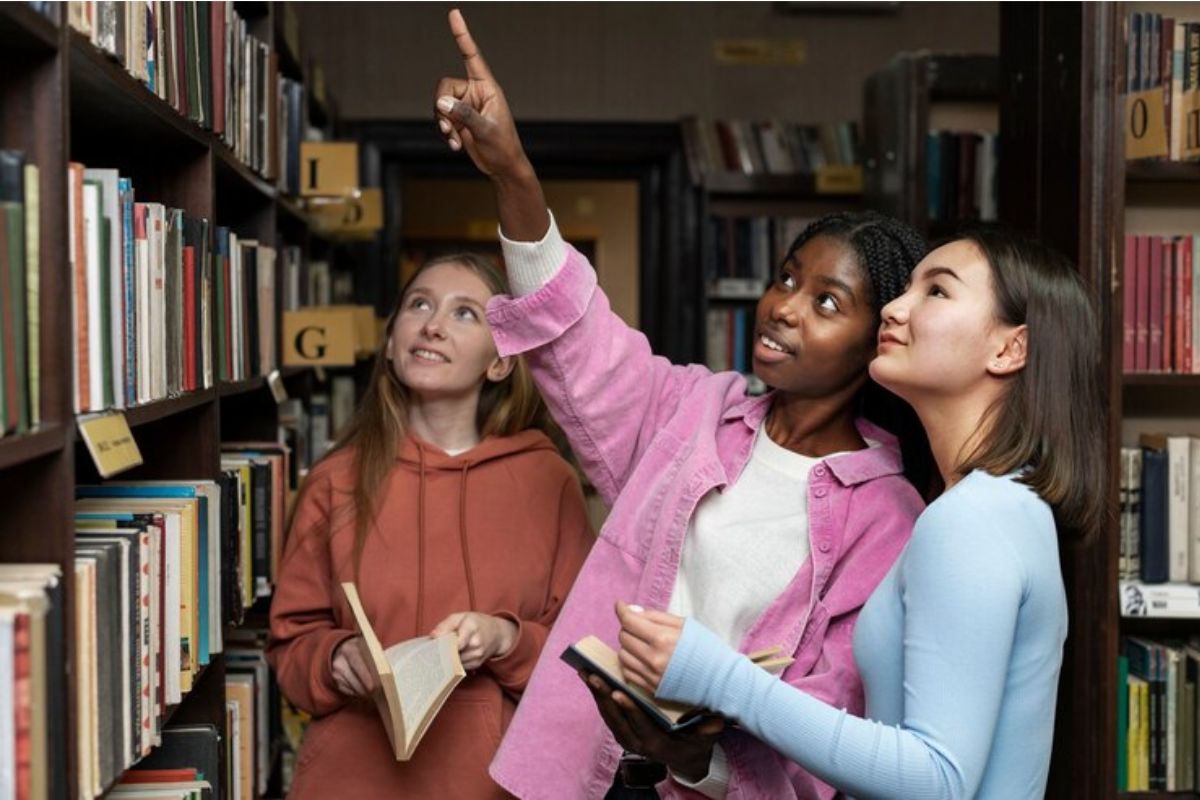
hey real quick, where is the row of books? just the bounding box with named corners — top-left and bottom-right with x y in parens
top-left (705, 307), bottom-right (754, 376)
top-left (213, 230), bottom-right (278, 385)
top-left (0, 151), bottom-right (39, 437)
top-left (68, 163), bottom-right (214, 413)
top-left (682, 117), bottom-right (860, 178)
top-left (925, 130), bottom-right (998, 224)
top-left (1121, 234), bottom-right (1200, 375)
top-left (1119, 637), bottom-right (1200, 791)
top-left (1126, 12), bottom-right (1200, 162)
top-left (704, 215), bottom-right (812, 294)
top-left (0, 564), bottom-right (65, 800)
top-left (1118, 435), bottom-right (1200, 586)
top-left (68, 1), bottom-right (279, 179)
top-left (70, 453), bottom-right (288, 797)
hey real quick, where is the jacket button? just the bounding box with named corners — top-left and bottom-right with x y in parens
top-left (819, 541), bottom-right (831, 553)
top-left (814, 466), bottom-right (826, 477)
top-left (814, 487), bottom-right (827, 498)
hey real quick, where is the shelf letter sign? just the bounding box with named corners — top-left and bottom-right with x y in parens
top-left (1125, 88), bottom-right (1169, 160)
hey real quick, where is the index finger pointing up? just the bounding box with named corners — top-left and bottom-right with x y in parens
top-left (448, 8), bottom-right (493, 81)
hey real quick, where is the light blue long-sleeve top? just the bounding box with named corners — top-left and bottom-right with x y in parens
top-left (658, 470), bottom-right (1068, 800)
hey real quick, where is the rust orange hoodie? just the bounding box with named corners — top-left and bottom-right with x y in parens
top-left (267, 429), bottom-right (593, 798)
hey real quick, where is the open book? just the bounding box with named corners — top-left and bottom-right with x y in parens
top-left (340, 582), bottom-right (466, 761)
top-left (562, 635), bottom-right (793, 732)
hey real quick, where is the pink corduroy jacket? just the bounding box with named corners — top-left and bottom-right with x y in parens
top-left (485, 245), bottom-right (924, 800)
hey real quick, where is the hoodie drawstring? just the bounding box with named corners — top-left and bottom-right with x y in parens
top-left (416, 445), bottom-right (426, 633)
top-left (459, 463), bottom-right (478, 612)
top-left (414, 444), bottom-right (479, 633)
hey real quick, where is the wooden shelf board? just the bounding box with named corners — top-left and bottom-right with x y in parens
top-left (1121, 793), bottom-right (1200, 799)
top-left (276, 193), bottom-right (309, 226)
top-left (1126, 161), bottom-right (1200, 184)
top-left (118, 390), bottom-right (215, 429)
top-left (701, 172), bottom-right (861, 201)
top-left (218, 376), bottom-right (267, 398)
top-left (0, 3), bottom-right (58, 54)
top-left (214, 144), bottom-right (276, 204)
top-left (1123, 373), bottom-right (1200, 387)
top-left (0, 425), bottom-right (65, 470)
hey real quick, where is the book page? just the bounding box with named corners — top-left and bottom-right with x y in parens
top-left (383, 636), bottom-right (461, 744)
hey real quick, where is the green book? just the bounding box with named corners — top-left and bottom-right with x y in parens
top-left (4, 202), bottom-right (27, 432)
top-left (1118, 653), bottom-right (1129, 791)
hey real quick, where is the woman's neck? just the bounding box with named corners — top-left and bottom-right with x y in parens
top-left (407, 393), bottom-right (482, 454)
top-left (914, 389), bottom-right (1002, 490)
top-left (766, 390), bottom-right (865, 457)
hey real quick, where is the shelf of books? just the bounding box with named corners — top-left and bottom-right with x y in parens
top-left (862, 52), bottom-right (999, 239)
top-left (0, 1), bottom-right (358, 797)
top-left (1115, 4), bottom-right (1200, 796)
top-left (680, 117), bottom-right (863, 391)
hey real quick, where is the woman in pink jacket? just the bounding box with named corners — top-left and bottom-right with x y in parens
top-left (434, 11), bottom-right (929, 799)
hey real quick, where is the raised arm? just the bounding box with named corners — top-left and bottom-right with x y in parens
top-left (434, 10), bottom-right (735, 503)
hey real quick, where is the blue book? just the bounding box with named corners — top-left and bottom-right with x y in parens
top-left (76, 483), bottom-right (214, 665)
top-left (118, 178), bottom-right (136, 403)
top-left (1140, 447), bottom-right (1169, 584)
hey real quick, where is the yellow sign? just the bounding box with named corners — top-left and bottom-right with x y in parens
top-left (282, 308), bottom-right (358, 366)
top-left (308, 189), bottom-right (383, 239)
top-left (714, 39), bottom-right (806, 66)
top-left (300, 142), bottom-right (359, 198)
top-left (815, 164), bottom-right (864, 195)
top-left (78, 412), bottom-right (143, 479)
top-left (1182, 91), bottom-right (1200, 161)
top-left (1126, 88), bottom-right (1169, 161)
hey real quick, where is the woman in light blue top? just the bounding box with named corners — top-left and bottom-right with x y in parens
top-left (605, 229), bottom-right (1104, 799)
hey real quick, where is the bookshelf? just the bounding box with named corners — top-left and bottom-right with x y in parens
top-left (999, 2), bottom-right (1200, 797)
top-left (0, 1), bottom-right (349, 796)
top-left (862, 52), bottom-right (999, 239)
top-left (692, 173), bottom-right (861, 388)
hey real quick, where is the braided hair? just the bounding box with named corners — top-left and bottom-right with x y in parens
top-left (784, 210), bottom-right (928, 313)
top-left (782, 211), bottom-right (938, 499)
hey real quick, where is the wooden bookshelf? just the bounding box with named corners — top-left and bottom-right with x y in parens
top-left (1001, 2), bottom-right (1200, 797)
top-left (0, 1), bottom-right (343, 796)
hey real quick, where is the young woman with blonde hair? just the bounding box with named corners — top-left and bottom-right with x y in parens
top-left (268, 253), bottom-right (593, 798)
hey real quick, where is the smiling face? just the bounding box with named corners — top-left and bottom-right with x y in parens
top-left (870, 239), bottom-right (1023, 403)
top-left (752, 235), bottom-right (879, 398)
top-left (388, 261), bottom-right (513, 401)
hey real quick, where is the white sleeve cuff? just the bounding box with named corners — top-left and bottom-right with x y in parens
top-left (498, 210), bottom-right (568, 296)
top-left (668, 742), bottom-right (730, 799)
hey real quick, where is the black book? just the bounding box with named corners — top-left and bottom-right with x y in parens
top-left (134, 723), bottom-right (220, 800)
top-left (76, 542), bottom-right (124, 785)
top-left (243, 245), bottom-right (260, 375)
top-left (220, 469), bottom-right (244, 626)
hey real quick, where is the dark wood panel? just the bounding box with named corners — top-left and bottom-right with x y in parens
top-left (0, 3), bottom-right (59, 55)
top-left (0, 425), bottom-right (66, 471)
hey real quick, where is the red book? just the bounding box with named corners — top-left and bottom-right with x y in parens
top-left (1149, 236), bottom-right (1164, 372)
top-left (1136, 235), bottom-right (1151, 372)
top-left (1183, 239), bottom-right (1194, 374)
top-left (1175, 237), bottom-right (1186, 373)
top-left (123, 768), bottom-right (199, 783)
top-left (211, 2), bottom-right (225, 136)
top-left (1165, 238), bottom-right (1177, 372)
top-left (1124, 234), bottom-right (1137, 373)
top-left (70, 163), bottom-right (90, 410)
top-left (183, 245), bottom-right (196, 391)
top-left (13, 612), bottom-right (31, 800)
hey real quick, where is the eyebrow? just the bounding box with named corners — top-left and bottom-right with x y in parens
top-left (916, 266), bottom-right (964, 283)
top-left (818, 275), bottom-right (858, 300)
top-left (407, 288), bottom-right (486, 309)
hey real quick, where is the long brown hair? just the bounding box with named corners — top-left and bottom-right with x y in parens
top-left (954, 228), bottom-right (1104, 541)
top-left (292, 253), bottom-right (548, 571)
